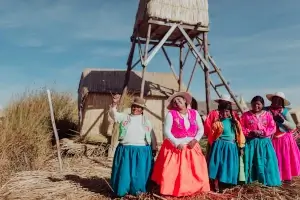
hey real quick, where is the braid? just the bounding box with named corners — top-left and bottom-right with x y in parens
top-left (230, 109), bottom-right (239, 133)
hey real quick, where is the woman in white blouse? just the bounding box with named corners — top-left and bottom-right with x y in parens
top-left (109, 95), bottom-right (157, 197)
top-left (151, 92), bottom-right (210, 197)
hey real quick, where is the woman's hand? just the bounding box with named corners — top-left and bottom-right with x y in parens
top-left (111, 94), bottom-right (121, 105)
top-left (240, 148), bottom-right (244, 156)
top-left (188, 139), bottom-right (198, 149)
top-left (177, 144), bottom-right (184, 150)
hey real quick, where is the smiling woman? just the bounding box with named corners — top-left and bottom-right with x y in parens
top-left (151, 91), bottom-right (210, 197)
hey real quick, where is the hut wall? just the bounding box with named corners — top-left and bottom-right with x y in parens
top-left (80, 94), bottom-right (112, 143)
top-left (135, 0), bottom-right (209, 26)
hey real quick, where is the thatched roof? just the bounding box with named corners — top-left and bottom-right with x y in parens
top-left (135, 0), bottom-right (209, 27)
top-left (78, 68), bottom-right (186, 102)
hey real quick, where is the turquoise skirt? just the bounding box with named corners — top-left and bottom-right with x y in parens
top-left (208, 139), bottom-right (239, 185)
top-left (244, 137), bottom-right (281, 186)
top-left (110, 144), bottom-right (153, 197)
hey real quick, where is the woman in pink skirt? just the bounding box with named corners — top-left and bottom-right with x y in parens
top-left (265, 92), bottom-right (300, 183)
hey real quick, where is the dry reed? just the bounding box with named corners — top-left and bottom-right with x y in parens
top-left (136, 0), bottom-right (209, 26)
top-left (0, 88), bottom-right (78, 186)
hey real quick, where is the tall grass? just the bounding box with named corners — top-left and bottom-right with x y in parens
top-left (0, 89), bottom-right (78, 186)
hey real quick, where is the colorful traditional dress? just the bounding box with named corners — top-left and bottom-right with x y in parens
top-left (241, 110), bottom-right (281, 186)
top-left (208, 118), bottom-right (245, 185)
top-left (267, 107), bottom-right (300, 181)
top-left (204, 110), bottom-right (240, 158)
top-left (151, 109), bottom-right (210, 196)
top-left (109, 107), bottom-right (157, 197)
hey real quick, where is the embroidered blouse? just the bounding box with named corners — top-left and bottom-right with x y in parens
top-left (109, 106), bottom-right (157, 150)
top-left (240, 110), bottom-right (276, 138)
top-left (164, 109), bottom-right (204, 147)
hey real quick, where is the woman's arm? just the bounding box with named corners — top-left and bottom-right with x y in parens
top-left (282, 111), bottom-right (296, 130)
top-left (109, 105), bottom-right (127, 123)
top-left (194, 111), bottom-right (204, 141)
top-left (164, 112), bottom-right (180, 147)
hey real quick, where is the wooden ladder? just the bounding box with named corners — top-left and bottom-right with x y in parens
top-left (191, 37), bottom-right (244, 112)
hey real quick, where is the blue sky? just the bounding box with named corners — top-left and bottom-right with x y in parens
top-left (0, 0), bottom-right (300, 108)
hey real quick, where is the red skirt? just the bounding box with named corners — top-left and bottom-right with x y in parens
top-left (151, 139), bottom-right (210, 197)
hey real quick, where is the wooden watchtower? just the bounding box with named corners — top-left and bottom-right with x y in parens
top-left (122, 0), bottom-right (243, 112)
top-left (108, 0), bottom-right (243, 158)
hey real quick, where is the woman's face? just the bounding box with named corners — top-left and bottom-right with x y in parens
top-left (271, 96), bottom-right (283, 109)
top-left (251, 100), bottom-right (263, 113)
top-left (172, 96), bottom-right (186, 110)
top-left (131, 105), bottom-right (143, 115)
top-left (220, 109), bottom-right (231, 118)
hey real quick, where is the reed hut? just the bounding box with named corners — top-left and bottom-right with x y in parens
top-left (78, 68), bottom-right (197, 145)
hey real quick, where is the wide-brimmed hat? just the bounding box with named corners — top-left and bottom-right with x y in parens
top-left (266, 92), bottom-right (290, 106)
top-left (167, 92), bottom-right (192, 110)
top-left (131, 97), bottom-right (147, 108)
top-left (214, 94), bottom-right (235, 104)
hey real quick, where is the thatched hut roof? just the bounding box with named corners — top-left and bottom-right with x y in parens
top-left (78, 68), bottom-right (187, 103)
top-left (135, 0), bottom-right (209, 27)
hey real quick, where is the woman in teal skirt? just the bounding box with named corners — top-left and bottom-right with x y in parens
top-left (109, 95), bottom-right (157, 197)
top-left (208, 102), bottom-right (245, 192)
top-left (240, 96), bottom-right (281, 186)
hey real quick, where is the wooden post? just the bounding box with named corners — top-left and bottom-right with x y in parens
top-left (203, 32), bottom-right (210, 114)
top-left (108, 37), bottom-right (137, 159)
top-left (140, 24), bottom-right (151, 98)
top-left (179, 45), bottom-right (183, 91)
top-left (46, 89), bottom-right (63, 172)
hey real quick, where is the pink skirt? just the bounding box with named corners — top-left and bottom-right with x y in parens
top-left (272, 132), bottom-right (300, 181)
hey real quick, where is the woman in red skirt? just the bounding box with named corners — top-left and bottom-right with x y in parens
top-left (151, 92), bottom-right (210, 197)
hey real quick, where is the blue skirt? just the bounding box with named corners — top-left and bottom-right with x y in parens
top-left (110, 144), bottom-right (153, 197)
top-left (208, 139), bottom-right (239, 185)
top-left (244, 138), bottom-right (281, 186)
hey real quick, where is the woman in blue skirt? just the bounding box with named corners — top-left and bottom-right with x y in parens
top-left (240, 96), bottom-right (281, 186)
top-left (109, 94), bottom-right (157, 197)
top-left (208, 101), bottom-right (245, 192)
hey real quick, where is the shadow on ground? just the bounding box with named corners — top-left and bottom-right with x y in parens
top-left (64, 174), bottom-right (113, 197)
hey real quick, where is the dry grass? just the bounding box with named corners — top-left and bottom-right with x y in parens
top-left (0, 89), bottom-right (78, 186)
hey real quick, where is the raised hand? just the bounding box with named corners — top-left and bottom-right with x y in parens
top-left (112, 94), bottom-right (121, 105)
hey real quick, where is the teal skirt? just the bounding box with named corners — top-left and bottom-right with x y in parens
top-left (110, 144), bottom-right (153, 197)
top-left (244, 138), bottom-right (281, 186)
top-left (208, 139), bottom-right (239, 185)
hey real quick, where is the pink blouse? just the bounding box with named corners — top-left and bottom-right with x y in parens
top-left (240, 110), bottom-right (276, 138)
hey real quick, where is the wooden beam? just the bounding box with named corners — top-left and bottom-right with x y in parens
top-left (186, 59), bottom-right (197, 91)
top-left (134, 38), bottom-right (180, 47)
top-left (144, 24), bottom-right (177, 66)
top-left (178, 25), bottom-right (211, 70)
top-left (161, 46), bottom-right (179, 81)
top-left (148, 19), bottom-right (209, 32)
top-left (208, 56), bottom-right (243, 112)
top-left (179, 46), bottom-right (183, 91)
top-left (131, 44), bottom-right (157, 70)
top-left (203, 32), bottom-right (211, 113)
top-left (140, 24), bottom-right (152, 98)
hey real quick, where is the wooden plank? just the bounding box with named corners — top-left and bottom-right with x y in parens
top-left (148, 19), bottom-right (209, 32)
top-left (179, 46), bottom-right (183, 91)
top-left (47, 89), bottom-right (63, 172)
top-left (161, 46), bottom-right (179, 81)
top-left (134, 38), bottom-right (180, 47)
top-left (144, 24), bottom-right (177, 66)
top-left (178, 25), bottom-right (211, 70)
top-left (140, 24), bottom-right (152, 98)
top-left (203, 32), bottom-right (211, 113)
top-left (131, 44), bottom-right (157, 70)
top-left (186, 59), bottom-right (197, 91)
top-left (208, 56), bottom-right (243, 112)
